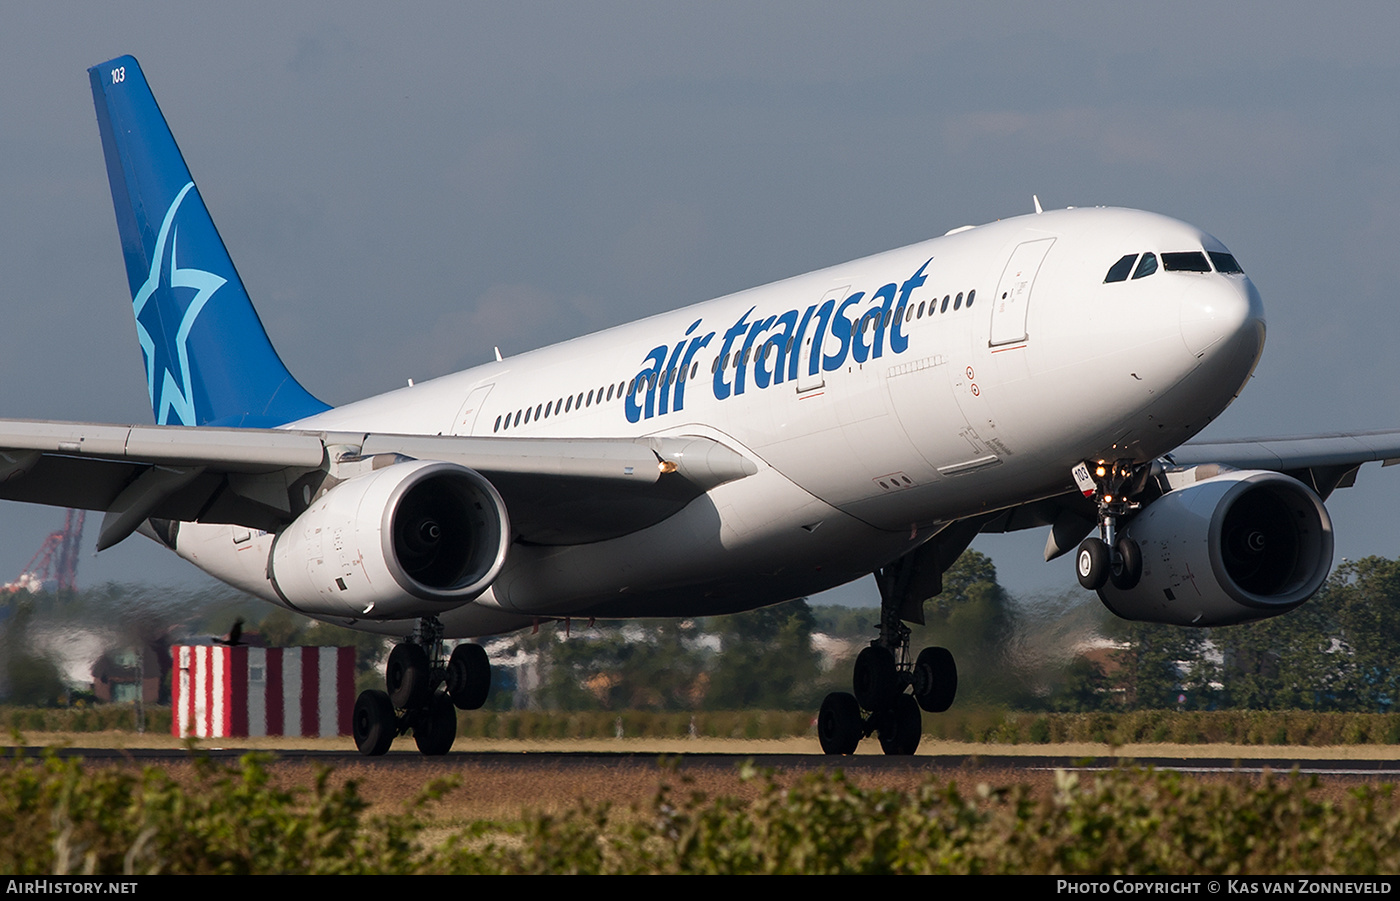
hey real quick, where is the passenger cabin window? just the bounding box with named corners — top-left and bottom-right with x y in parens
top-left (1209, 251), bottom-right (1244, 274)
top-left (1104, 254), bottom-right (1137, 283)
top-left (1131, 253), bottom-right (1158, 279)
top-left (1162, 251), bottom-right (1211, 272)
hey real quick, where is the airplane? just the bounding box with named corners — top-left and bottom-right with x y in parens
top-left (6, 53), bottom-right (1397, 756)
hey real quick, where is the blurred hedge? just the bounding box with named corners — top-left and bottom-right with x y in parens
top-left (0, 705), bottom-right (170, 735)
top-left (3, 752), bottom-right (1399, 874)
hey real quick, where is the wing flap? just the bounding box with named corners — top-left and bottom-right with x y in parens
top-left (358, 434), bottom-right (666, 482)
top-left (0, 419), bottom-right (327, 470)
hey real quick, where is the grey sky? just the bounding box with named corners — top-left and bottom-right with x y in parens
top-left (2, 3), bottom-right (1399, 606)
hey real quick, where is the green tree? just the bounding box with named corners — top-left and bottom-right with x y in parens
top-left (913, 550), bottom-right (1028, 706)
top-left (1109, 619), bottom-right (1215, 709)
top-left (705, 599), bottom-right (822, 710)
top-left (1183, 556), bottom-right (1400, 712)
top-left (1302, 557), bottom-right (1400, 711)
top-left (809, 604), bottom-right (874, 643)
top-left (5, 651), bottom-right (67, 707)
top-left (523, 619), bottom-right (707, 711)
top-left (0, 603), bottom-right (68, 706)
top-left (1209, 598), bottom-right (1335, 709)
top-left (1045, 656), bottom-right (1113, 712)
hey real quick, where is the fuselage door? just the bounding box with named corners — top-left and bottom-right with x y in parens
top-left (450, 382), bottom-right (495, 435)
top-left (989, 238), bottom-right (1055, 346)
top-left (796, 285), bottom-right (849, 394)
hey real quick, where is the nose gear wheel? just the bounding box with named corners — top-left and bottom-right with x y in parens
top-left (1075, 458), bottom-right (1151, 592)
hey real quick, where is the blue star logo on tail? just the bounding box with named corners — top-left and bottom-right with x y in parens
top-left (131, 182), bottom-right (226, 426)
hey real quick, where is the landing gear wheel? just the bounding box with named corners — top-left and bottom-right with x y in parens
top-left (352, 689), bottom-right (396, 757)
top-left (446, 643), bottom-right (491, 710)
top-left (818, 692), bottom-right (863, 755)
top-left (853, 645), bottom-right (899, 711)
top-left (1110, 536), bottom-right (1143, 590)
top-left (387, 642), bottom-right (430, 709)
top-left (912, 646), bottom-right (958, 713)
top-left (877, 693), bottom-right (923, 756)
top-left (413, 691), bottom-right (458, 756)
top-left (1076, 537), bottom-right (1110, 591)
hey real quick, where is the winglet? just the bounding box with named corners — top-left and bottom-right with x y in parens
top-left (88, 56), bottom-right (330, 428)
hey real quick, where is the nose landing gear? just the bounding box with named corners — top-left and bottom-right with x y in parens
top-left (352, 616), bottom-right (493, 756)
top-left (1073, 459), bottom-right (1147, 592)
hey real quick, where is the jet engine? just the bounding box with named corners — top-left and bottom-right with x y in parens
top-left (1097, 470), bottom-right (1333, 626)
top-left (269, 460), bottom-right (509, 620)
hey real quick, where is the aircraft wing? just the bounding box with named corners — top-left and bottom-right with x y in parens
top-left (0, 419), bottom-right (755, 550)
top-left (1169, 429), bottom-right (1400, 497)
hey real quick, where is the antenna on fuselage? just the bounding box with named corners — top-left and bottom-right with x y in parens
top-left (1033, 195), bottom-right (1043, 214)
top-left (494, 346), bottom-right (503, 362)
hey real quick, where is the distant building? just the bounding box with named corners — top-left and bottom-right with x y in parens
top-left (91, 645), bottom-right (166, 704)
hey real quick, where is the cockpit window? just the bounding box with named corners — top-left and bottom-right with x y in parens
top-left (1131, 253), bottom-right (1158, 279)
top-left (1162, 251), bottom-right (1211, 272)
top-left (1209, 251), bottom-right (1244, 274)
top-left (1104, 254), bottom-right (1137, 283)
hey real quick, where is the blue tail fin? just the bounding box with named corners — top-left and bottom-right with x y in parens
top-left (88, 56), bottom-right (330, 428)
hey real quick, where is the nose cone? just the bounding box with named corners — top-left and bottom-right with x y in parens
top-left (1180, 276), bottom-right (1265, 359)
top-left (1177, 276), bottom-right (1266, 406)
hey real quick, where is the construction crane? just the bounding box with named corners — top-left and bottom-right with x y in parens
top-left (4, 509), bottom-right (85, 594)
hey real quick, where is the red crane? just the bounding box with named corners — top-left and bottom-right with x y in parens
top-left (4, 509), bottom-right (85, 593)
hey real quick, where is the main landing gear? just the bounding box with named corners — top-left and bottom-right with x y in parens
top-left (352, 616), bottom-right (492, 756)
top-left (818, 635), bottom-right (957, 756)
top-left (819, 542), bottom-right (963, 756)
top-left (1073, 459), bottom-right (1147, 592)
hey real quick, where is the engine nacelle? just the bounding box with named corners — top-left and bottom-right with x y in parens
top-left (1097, 470), bottom-right (1333, 626)
top-left (269, 460), bottom-right (509, 620)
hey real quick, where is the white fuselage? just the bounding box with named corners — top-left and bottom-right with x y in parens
top-left (172, 207), bottom-right (1265, 637)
